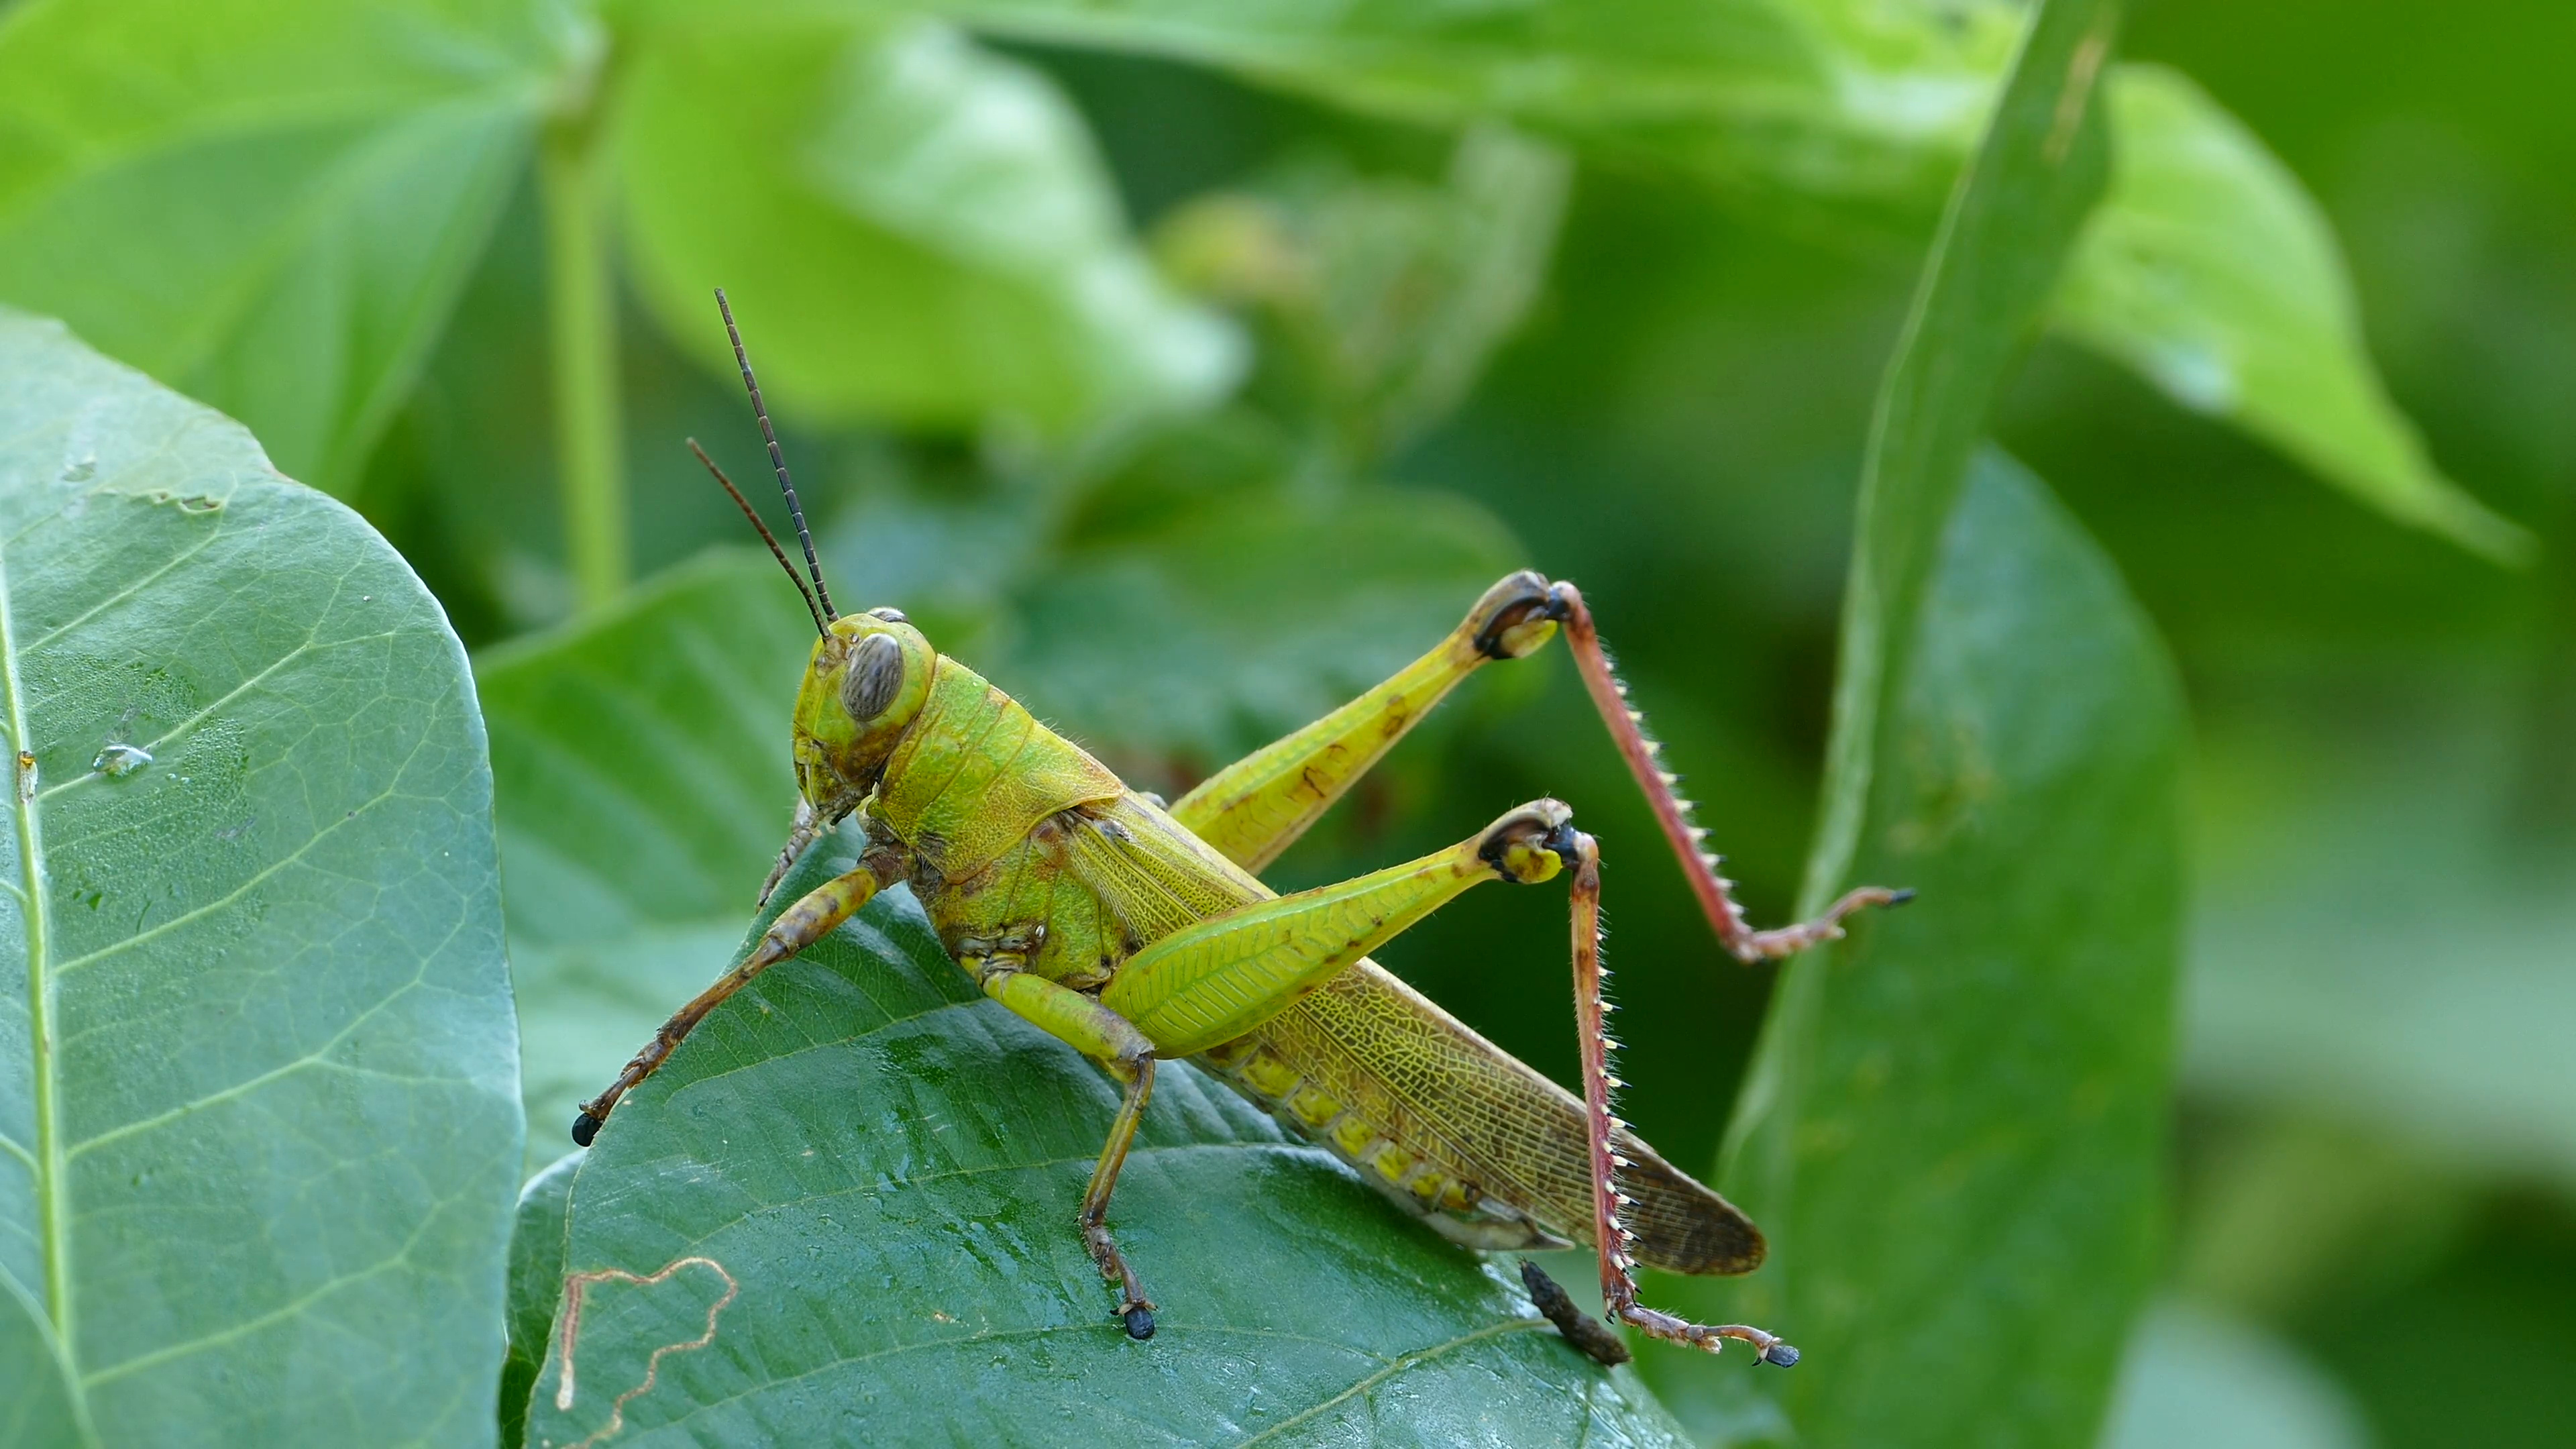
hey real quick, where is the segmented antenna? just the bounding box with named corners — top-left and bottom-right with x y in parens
top-left (687, 439), bottom-right (828, 637)
top-left (714, 288), bottom-right (836, 622)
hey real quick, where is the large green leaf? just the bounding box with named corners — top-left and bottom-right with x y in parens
top-left (612, 14), bottom-right (1240, 433)
top-left (525, 843), bottom-right (1691, 1446)
top-left (1640, 3), bottom-right (2184, 1443)
top-left (0, 314), bottom-right (521, 1441)
top-left (0, 0), bottom-right (580, 496)
top-left (1665, 454), bottom-right (2182, 1446)
top-left (2057, 66), bottom-right (2532, 561)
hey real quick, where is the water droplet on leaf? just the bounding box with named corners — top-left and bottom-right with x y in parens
top-left (93, 743), bottom-right (153, 777)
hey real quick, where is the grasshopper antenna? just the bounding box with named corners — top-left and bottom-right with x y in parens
top-left (688, 438), bottom-right (828, 637)
top-left (714, 287), bottom-right (837, 623)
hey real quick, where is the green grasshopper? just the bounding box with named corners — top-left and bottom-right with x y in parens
top-left (572, 290), bottom-right (1908, 1364)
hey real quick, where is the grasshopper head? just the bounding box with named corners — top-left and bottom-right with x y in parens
top-left (791, 607), bottom-right (936, 816)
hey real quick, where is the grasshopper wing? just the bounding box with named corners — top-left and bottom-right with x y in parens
top-left (1201, 965), bottom-right (1765, 1277)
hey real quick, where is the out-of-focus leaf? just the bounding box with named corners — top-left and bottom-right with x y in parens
top-left (499, 1150), bottom-right (582, 1447)
top-left (0, 0), bottom-right (580, 495)
top-left (613, 15), bottom-right (1240, 433)
top-left (956, 0), bottom-right (2007, 217)
top-left (810, 414), bottom-right (1527, 782)
top-left (2096, 1301), bottom-right (2369, 1449)
top-left (1157, 127), bottom-right (1571, 462)
top-left (993, 488), bottom-right (1524, 773)
top-left (1646, 5), bottom-right (2186, 1444)
top-left (2057, 66), bottom-right (2532, 561)
top-left (523, 837), bottom-right (1691, 1447)
top-left (954, 0), bottom-right (2520, 554)
top-left (2184, 698), bottom-right (2576, 1185)
top-left (0, 314), bottom-right (521, 1442)
top-left (476, 552), bottom-right (816, 1165)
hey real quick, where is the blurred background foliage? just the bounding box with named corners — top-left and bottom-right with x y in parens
top-left (2, 0), bottom-right (2569, 1443)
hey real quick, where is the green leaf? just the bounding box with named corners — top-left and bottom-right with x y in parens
top-left (983, 487), bottom-right (1527, 771)
top-left (0, 313), bottom-right (521, 1440)
top-left (2055, 65), bottom-right (2533, 561)
top-left (953, 0), bottom-right (2007, 215)
top-left (1640, 5), bottom-right (2185, 1443)
top-left (525, 843), bottom-right (1691, 1446)
top-left (476, 552), bottom-right (817, 1166)
top-left (500, 1150), bottom-right (583, 1448)
top-left (950, 0), bottom-right (2518, 555)
top-left (1674, 454), bottom-right (2182, 1446)
top-left (804, 419), bottom-right (1529, 777)
top-left (0, 0), bottom-right (580, 496)
top-left (2098, 1301), bottom-right (2367, 1449)
top-left (1155, 127), bottom-right (1572, 464)
top-left (612, 15), bottom-right (1240, 433)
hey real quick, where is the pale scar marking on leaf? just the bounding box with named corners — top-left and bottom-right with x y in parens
top-left (553, 1255), bottom-right (739, 1449)
top-left (2045, 19), bottom-right (2114, 166)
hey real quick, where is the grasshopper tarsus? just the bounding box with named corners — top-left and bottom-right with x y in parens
top-left (1762, 1342), bottom-right (1800, 1368)
top-left (571, 1111), bottom-right (600, 1148)
top-left (1122, 1305), bottom-right (1156, 1341)
top-left (1518, 1259), bottom-right (1631, 1366)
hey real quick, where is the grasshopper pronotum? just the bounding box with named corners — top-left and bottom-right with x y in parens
top-left (574, 290), bottom-right (1909, 1364)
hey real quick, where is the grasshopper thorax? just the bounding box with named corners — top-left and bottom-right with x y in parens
top-left (792, 607), bottom-right (936, 816)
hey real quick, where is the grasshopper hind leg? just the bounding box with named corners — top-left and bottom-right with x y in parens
top-left (1561, 833), bottom-right (1799, 1366)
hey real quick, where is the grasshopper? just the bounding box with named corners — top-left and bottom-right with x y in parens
top-left (572, 290), bottom-right (1908, 1364)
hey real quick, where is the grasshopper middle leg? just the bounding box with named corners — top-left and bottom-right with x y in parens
top-left (976, 961), bottom-right (1163, 1339)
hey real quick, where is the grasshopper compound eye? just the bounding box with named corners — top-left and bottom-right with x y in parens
top-left (841, 633), bottom-right (906, 720)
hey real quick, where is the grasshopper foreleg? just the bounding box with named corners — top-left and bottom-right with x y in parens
top-left (1566, 837), bottom-right (1799, 1366)
top-left (975, 958), bottom-right (1164, 1340)
top-left (574, 843), bottom-right (907, 1146)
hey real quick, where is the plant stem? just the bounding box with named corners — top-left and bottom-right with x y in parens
top-left (541, 115), bottom-right (627, 611)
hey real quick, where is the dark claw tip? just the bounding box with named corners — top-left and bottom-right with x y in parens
top-left (570, 1112), bottom-right (600, 1147)
top-left (1762, 1342), bottom-right (1801, 1368)
top-left (1123, 1306), bottom-right (1157, 1341)
top-left (1885, 888), bottom-right (1917, 906)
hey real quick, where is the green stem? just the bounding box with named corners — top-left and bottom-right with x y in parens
top-left (540, 117), bottom-right (627, 611)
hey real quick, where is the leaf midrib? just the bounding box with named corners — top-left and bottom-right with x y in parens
top-left (0, 517), bottom-right (71, 1374)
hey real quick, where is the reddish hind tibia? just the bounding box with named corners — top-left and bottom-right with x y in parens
top-left (1565, 835), bottom-right (1800, 1364)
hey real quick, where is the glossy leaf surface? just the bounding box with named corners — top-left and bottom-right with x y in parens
top-left (0, 313), bottom-right (520, 1444)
